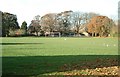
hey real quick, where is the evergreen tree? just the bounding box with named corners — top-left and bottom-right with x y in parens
top-left (21, 21), bottom-right (27, 30)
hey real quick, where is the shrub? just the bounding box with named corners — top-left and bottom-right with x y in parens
top-left (9, 29), bottom-right (27, 37)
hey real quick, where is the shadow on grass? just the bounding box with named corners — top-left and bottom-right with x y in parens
top-left (1, 43), bottom-right (44, 45)
top-left (2, 55), bottom-right (119, 77)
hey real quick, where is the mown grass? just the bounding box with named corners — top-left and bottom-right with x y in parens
top-left (1, 37), bottom-right (118, 77)
top-left (2, 37), bottom-right (118, 56)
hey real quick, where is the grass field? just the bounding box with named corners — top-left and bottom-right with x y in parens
top-left (1, 37), bottom-right (119, 76)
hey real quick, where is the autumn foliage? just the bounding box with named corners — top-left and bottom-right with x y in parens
top-left (87, 16), bottom-right (115, 37)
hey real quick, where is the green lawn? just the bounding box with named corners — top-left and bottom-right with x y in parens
top-left (1, 37), bottom-right (118, 76)
top-left (2, 37), bottom-right (118, 56)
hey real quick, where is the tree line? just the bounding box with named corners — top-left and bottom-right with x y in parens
top-left (1, 10), bottom-right (118, 37)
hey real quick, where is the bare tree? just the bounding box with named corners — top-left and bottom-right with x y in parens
top-left (28, 15), bottom-right (41, 36)
top-left (56, 11), bottom-right (73, 36)
top-left (40, 13), bottom-right (57, 33)
top-left (70, 12), bottom-right (86, 35)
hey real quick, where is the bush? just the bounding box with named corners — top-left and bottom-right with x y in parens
top-left (9, 29), bottom-right (27, 37)
top-left (9, 29), bottom-right (16, 36)
top-left (16, 29), bottom-right (26, 36)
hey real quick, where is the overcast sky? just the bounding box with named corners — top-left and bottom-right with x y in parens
top-left (0, 0), bottom-right (119, 26)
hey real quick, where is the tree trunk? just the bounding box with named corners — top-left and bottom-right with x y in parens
top-left (76, 26), bottom-right (79, 35)
top-left (95, 32), bottom-right (97, 37)
top-left (92, 32), bottom-right (94, 37)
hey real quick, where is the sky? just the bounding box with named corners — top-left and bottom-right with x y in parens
top-left (0, 0), bottom-right (119, 26)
